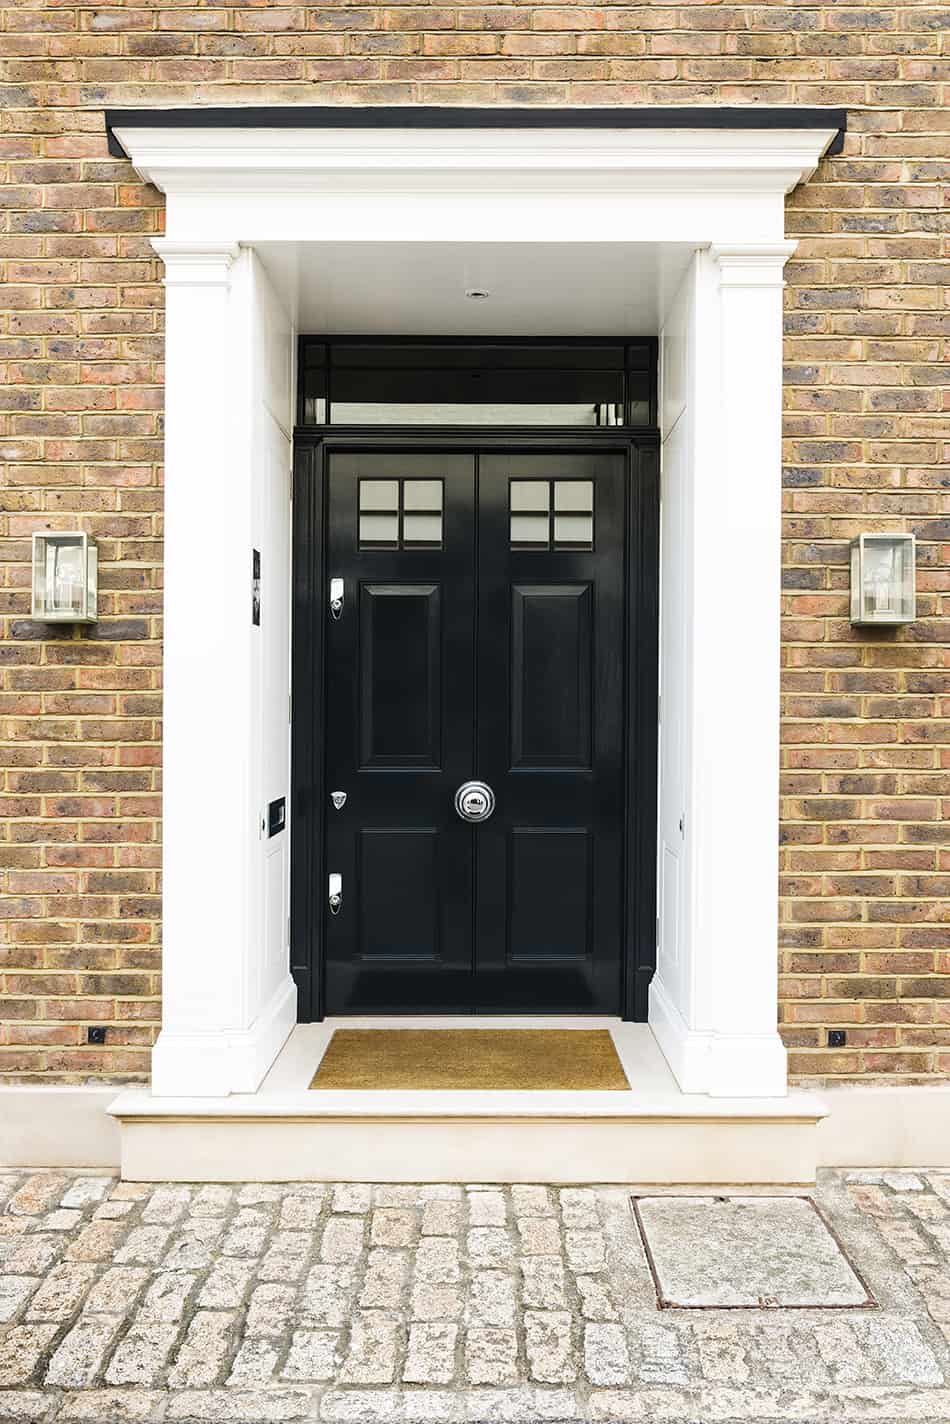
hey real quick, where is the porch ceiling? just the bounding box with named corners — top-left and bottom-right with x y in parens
top-left (254, 240), bottom-right (694, 336)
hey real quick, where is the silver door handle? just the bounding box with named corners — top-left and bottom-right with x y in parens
top-left (455, 781), bottom-right (495, 823)
top-left (328, 872), bottom-right (343, 915)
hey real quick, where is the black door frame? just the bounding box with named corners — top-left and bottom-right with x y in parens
top-left (291, 428), bottom-right (659, 1022)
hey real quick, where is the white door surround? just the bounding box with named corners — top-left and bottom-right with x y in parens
top-left (109, 109), bottom-right (842, 1101)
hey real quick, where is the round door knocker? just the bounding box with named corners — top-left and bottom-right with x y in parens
top-left (455, 780), bottom-right (495, 824)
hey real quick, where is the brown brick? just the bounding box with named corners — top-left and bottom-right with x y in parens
top-left (0, 0), bottom-right (947, 1089)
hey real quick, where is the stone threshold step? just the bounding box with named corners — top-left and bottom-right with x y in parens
top-left (110, 1096), bottom-right (824, 1186)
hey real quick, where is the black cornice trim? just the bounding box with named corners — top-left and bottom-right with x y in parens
top-left (105, 104), bottom-right (846, 159)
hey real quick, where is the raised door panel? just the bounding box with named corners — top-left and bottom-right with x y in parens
top-left (508, 828), bottom-right (591, 961)
top-left (359, 583), bottom-right (441, 769)
top-left (359, 828), bottom-right (440, 961)
top-left (511, 584), bottom-right (592, 769)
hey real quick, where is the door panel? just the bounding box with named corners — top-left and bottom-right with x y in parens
top-left (324, 445), bottom-right (625, 1015)
top-left (359, 583), bottom-right (442, 768)
top-left (325, 451), bottom-right (476, 1013)
top-left (511, 584), bottom-right (592, 769)
top-left (358, 828), bottom-right (440, 960)
top-left (508, 828), bottom-right (592, 961)
top-left (475, 452), bottom-right (625, 1013)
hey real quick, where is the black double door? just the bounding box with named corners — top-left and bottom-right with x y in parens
top-left (324, 447), bottom-right (626, 1015)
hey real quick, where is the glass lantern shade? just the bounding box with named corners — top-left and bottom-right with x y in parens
top-left (850, 533), bottom-right (915, 626)
top-left (31, 532), bottom-right (98, 623)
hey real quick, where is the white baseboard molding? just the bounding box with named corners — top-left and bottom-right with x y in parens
top-left (649, 976), bottom-right (788, 1097)
top-left (0, 1086), bottom-right (121, 1168)
top-left (815, 1084), bottom-right (950, 1168)
top-left (150, 975), bottom-right (297, 1097)
top-left (2, 1077), bottom-right (949, 1176)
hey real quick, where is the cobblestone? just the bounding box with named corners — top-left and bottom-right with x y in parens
top-left (411, 1283), bottom-right (461, 1321)
top-left (465, 1327), bottom-right (518, 1385)
top-left (282, 1327), bottom-right (340, 1382)
top-left (524, 1310), bottom-right (576, 1383)
top-left (138, 1270), bottom-right (196, 1322)
top-left (0, 1275), bottom-right (37, 1322)
top-left (338, 1312), bottom-right (399, 1384)
top-left (361, 1249), bottom-right (408, 1309)
top-left (26, 1261), bottom-right (96, 1321)
top-left (0, 1170), bottom-right (948, 1418)
top-left (104, 1320), bottom-right (180, 1385)
top-left (467, 1270), bottom-right (516, 1326)
top-left (166, 1309), bottom-right (236, 1386)
top-left (44, 1315), bottom-right (124, 1387)
top-left (228, 1336), bottom-right (280, 1385)
top-left (403, 1322), bottom-right (458, 1384)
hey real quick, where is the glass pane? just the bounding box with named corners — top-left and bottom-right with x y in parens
top-left (862, 540), bottom-right (905, 618)
top-left (359, 480), bottom-right (399, 511)
top-left (554, 515), bottom-right (593, 547)
top-left (511, 481), bottom-right (550, 513)
top-left (404, 480), bottom-right (443, 510)
top-left (333, 403), bottom-right (608, 426)
top-left (554, 481), bottom-right (593, 512)
top-left (403, 514), bottom-right (442, 545)
top-left (359, 514), bottom-right (399, 545)
top-left (48, 540), bottom-right (85, 614)
top-left (510, 514), bottom-right (550, 545)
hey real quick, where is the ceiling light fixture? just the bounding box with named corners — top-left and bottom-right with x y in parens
top-left (465, 288), bottom-right (490, 300)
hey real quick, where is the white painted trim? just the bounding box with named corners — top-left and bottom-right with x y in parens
top-left (114, 125), bottom-right (838, 195)
top-left (683, 240), bottom-right (793, 1098)
top-left (152, 239), bottom-right (240, 285)
top-left (649, 975), bottom-right (713, 1094)
top-left (133, 117), bottom-right (839, 1104)
top-left (710, 241), bottom-right (800, 284)
top-left (150, 975), bottom-right (297, 1098)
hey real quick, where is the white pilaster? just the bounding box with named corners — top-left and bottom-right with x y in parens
top-left (690, 242), bottom-right (796, 1096)
top-left (150, 240), bottom-right (295, 1097)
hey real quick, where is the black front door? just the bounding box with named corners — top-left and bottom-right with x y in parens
top-left (323, 446), bottom-right (626, 1014)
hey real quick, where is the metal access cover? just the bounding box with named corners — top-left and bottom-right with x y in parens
top-left (632, 1195), bottom-right (874, 1309)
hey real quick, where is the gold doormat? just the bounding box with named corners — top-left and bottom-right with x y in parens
top-left (309, 1028), bottom-right (630, 1091)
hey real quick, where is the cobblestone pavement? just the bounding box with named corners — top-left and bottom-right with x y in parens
top-left (1, 1169), bottom-right (950, 1422)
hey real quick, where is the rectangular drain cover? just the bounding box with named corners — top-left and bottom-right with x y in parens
top-left (632, 1195), bottom-right (874, 1309)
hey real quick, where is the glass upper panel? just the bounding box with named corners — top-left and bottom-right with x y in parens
top-left (508, 480), bottom-right (594, 550)
top-left (359, 478), bottom-right (444, 549)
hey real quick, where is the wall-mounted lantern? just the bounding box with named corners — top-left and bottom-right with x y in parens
top-left (850, 532), bottom-right (915, 627)
top-left (31, 531), bottom-right (98, 623)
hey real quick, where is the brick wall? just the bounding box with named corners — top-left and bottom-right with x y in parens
top-left (0, 0), bottom-right (947, 1085)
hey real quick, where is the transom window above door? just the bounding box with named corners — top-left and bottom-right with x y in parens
top-left (298, 338), bottom-right (656, 427)
top-left (359, 478), bottom-right (444, 549)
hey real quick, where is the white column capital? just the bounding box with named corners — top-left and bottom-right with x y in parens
top-left (152, 239), bottom-right (241, 287)
top-left (709, 241), bottom-right (798, 286)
